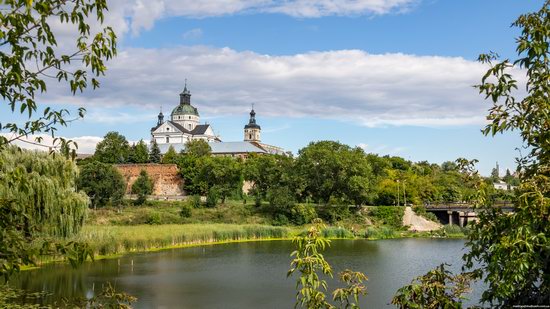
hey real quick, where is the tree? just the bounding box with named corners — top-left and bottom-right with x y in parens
top-left (0, 0), bottom-right (116, 150)
top-left (77, 161), bottom-right (126, 208)
top-left (0, 147), bottom-right (91, 281)
top-left (296, 141), bottom-right (373, 205)
top-left (490, 166), bottom-right (500, 182)
top-left (150, 140), bottom-right (161, 163)
top-left (131, 140), bottom-right (149, 163)
top-left (131, 170), bottom-right (153, 205)
top-left (94, 132), bottom-right (130, 164)
top-left (161, 145), bottom-right (178, 164)
top-left (462, 2), bottom-right (550, 305)
top-left (195, 156), bottom-right (243, 204)
top-left (184, 139), bottom-right (212, 157)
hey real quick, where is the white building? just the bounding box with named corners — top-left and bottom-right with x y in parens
top-left (151, 85), bottom-right (219, 144)
top-left (151, 84), bottom-right (285, 157)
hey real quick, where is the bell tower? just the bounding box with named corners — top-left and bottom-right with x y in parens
top-left (244, 104), bottom-right (261, 142)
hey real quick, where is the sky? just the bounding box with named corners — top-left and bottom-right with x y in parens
top-left (1, 0), bottom-right (543, 175)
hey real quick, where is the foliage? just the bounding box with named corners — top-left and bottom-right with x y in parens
top-left (368, 206), bottom-right (404, 228)
top-left (77, 161), bottom-right (126, 208)
top-left (0, 147), bottom-right (92, 281)
top-left (392, 264), bottom-right (473, 309)
top-left (0, 0), bottom-right (116, 150)
top-left (129, 140), bottom-right (149, 164)
top-left (184, 139), bottom-right (212, 157)
top-left (460, 1), bottom-right (550, 306)
top-left (244, 153), bottom-right (300, 202)
top-left (287, 219), bottom-right (367, 309)
top-left (94, 132), bottom-right (130, 164)
top-left (290, 203), bottom-right (317, 225)
top-left (206, 188), bottom-right (218, 208)
top-left (195, 156), bottom-right (243, 204)
top-left (149, 140), bottom-right (162, 164)
top-left (161, 145), bottom-right (178, 164)
top-left (62, 282), bottom-right (136, 309)
top-left (180, 203), bottom-right (192, 218)
top-left (296, 141), bottom-right (373, 205)
top-left (364, 226), bottom-right (397, 240)
top-left (189, 195), bottom-right (202, 208)
top-left (131, 170), bottom-right (153, 205)
top-left (145, 213), bottom-right (161, 225)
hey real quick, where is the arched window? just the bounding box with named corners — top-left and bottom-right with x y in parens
top-left (249, 134), bottom-right (252, 140)
top-left (188, 124), bottom-right (192, 129)
top-left (166, 137), bottom-right (169, 143)
top-left (166, 127), bottom-right (169, 131)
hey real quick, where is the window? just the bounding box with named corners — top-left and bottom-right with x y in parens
top-left (166, 127), bottom-right (169, 131)
top-left (188, 124), bottom-right (192, 129)
top-left (249, 134), bottom-right (252, 140)
top-left (166, 137), bottom-right (169, 143)
top-left (189, 116), bottom-right (191, 120)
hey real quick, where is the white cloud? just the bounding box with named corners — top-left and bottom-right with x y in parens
top-left (37, 46), bottom-right (525, 127)
top-left (1, 134), bottom-right (102, 154)
top-left (182, 28), bottom-right (204, 40)
top-left (357, 142), bottom-right (405, 155)
top-left (86, 0), bottom-right (419, 37)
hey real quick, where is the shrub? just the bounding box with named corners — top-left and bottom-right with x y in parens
top-left (272, 213), bottom-right (290, 226)
top-left (77, 161), bottom-right (126, 208)
top-left (206, 189), bottom-right (218, 208)
top-left (369, 206), bottom-right (404, 228)
top-left (189, 195), bottom-right (202, 208)
top-left (321, 226), bottom-right (354, 238)
top-left (180, 203), bottom-right (192, 218)
top-left (290, 204), bottom-right (317, 225)
top-left (365, 226), bottom-right (397, 239)
top-left (132, 170), bottom-right (153, 205)
top-left (146, 213), bottom-right (161, 225)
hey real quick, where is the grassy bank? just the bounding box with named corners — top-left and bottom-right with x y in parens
top-left (76, 224), bottom-right (296, 256)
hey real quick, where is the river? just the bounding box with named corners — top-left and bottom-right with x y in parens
top-left (12, 238), bottom-right (483, 308)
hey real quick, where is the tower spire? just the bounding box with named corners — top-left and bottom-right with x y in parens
top-left (180, 80), bottom-right (191, 105)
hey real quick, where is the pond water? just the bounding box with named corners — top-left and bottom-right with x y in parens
top-left (12, 238), bottom-right (483, 308)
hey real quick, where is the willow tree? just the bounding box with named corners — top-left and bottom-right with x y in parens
top-left (0, 147), bottom-right (90, 281)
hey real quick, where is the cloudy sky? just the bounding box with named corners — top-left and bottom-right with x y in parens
top-left (1, 0), bottom-right (541, 175)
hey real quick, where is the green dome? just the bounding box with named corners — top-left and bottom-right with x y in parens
top-left (171, 103), bottom-right (199, 116)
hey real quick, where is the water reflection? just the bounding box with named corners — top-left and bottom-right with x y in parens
top-left (12, 239), bottom-right (478, 308)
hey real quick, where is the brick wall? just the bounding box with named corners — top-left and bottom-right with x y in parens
top-left (115, 164), bottom-right (184, 196)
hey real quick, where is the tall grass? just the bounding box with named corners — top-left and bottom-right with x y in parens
top-left (321, 226), bottom-right (354, 238)
top-left (364, 226), bottom-right (398, 239)
top-left (77, 224), bottom-right (291, 256)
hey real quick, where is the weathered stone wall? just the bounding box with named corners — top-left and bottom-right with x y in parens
top-left (115, 164), bottom-right (184, 196)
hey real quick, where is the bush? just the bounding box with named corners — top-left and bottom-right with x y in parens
top-left (146, 213), bottom-right (161, 225)
top-left (180, 203), bottom-right (192, 218)
top-left (206, 189), bottom-right (218, 208)
top-left (77, 161), bottom-right (126, 208)
top-left (272, 213), bottom-right (290, 226)
top-left (318, 206), bottom-right (351, 223)
top-left (365, 226), bottom-right (397, 239)
top-left (321, 226), bottom-right (354, 238)
top-left (290, 204), bottom-right (317, 225)
top-left (132, 170), bottom-right (153, 205)
top-left (369, 206), bottom-right (404, 228)
top-left (189, 195), bottom-right (202, 208)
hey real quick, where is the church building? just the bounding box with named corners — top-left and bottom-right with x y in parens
top-left (152, 85), bottom-right (285, 157)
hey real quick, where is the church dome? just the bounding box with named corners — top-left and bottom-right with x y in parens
top-left (171, 104), bottom-right (199, 116)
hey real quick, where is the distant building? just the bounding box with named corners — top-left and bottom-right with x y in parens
top-left (151, 84), bottom-right (285, 157)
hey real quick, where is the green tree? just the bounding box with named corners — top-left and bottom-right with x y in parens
top-left (131, 170), bottom-right (153, 205)
top-left (77, 161), bottom-right (126, 208)
top-left (131, 140), bottom-right (150, 163)
top-left (462, 2), bottom-right (550, 305)
top-left (296, 141), bottom-right (373, 205)
top-left (94, 132), bottom-right (130, 164)
top-left (161, 145), bottom-right (178, 164)
top-left (184, 139), bottom-right (212, 157)
top-left (0, 147), bottom-right (91, 281)
top-left (0, 0), bottom-right (116, 150)
top-left (195, 156), bottom-right (243, 204)
top-left (150, 140), bottom-right (161, 163)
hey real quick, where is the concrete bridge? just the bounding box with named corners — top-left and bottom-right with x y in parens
top-left (425, 201), bottom-right (514, 226)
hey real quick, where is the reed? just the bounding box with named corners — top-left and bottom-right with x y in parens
top-left (76, 224), bottom-right (292, 256)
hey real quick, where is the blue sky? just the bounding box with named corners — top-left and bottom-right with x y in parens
top-left (2, 0), bottom-right (542, 175)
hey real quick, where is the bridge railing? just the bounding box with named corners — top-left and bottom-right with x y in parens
top-left (424, 201), bottom-right (514, 210)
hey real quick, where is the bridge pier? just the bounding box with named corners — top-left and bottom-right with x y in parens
top-left (447, 211), bottom-right (454, 225)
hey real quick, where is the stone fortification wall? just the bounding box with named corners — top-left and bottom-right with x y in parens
top-left (115, 164), bottom-right (184, 196)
